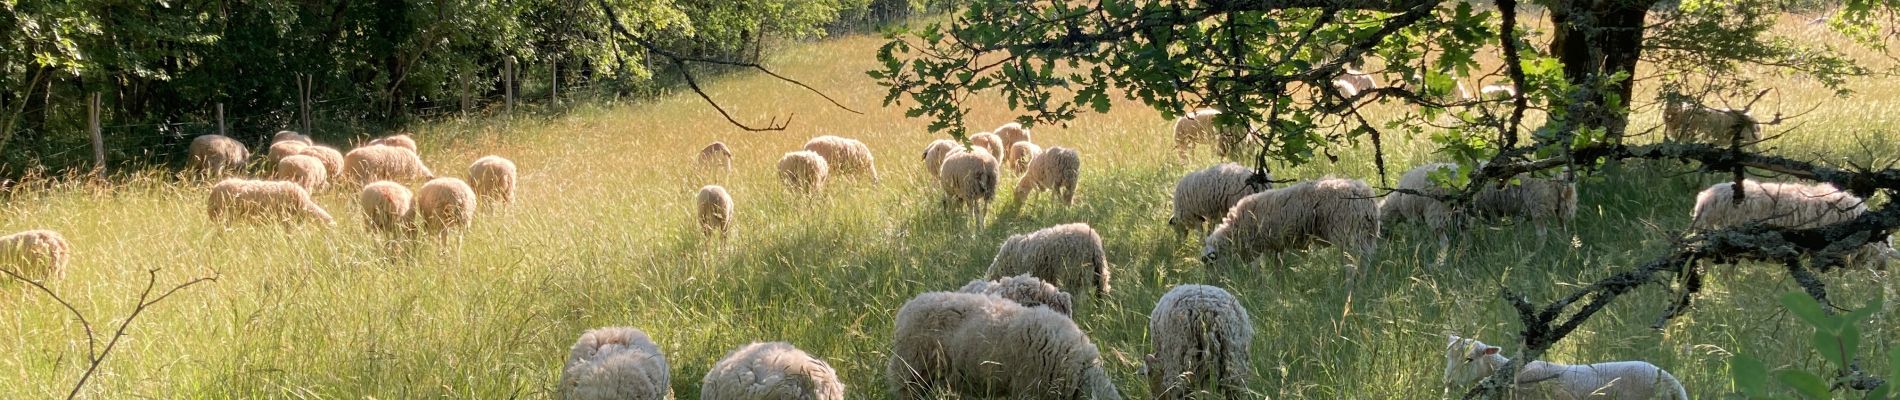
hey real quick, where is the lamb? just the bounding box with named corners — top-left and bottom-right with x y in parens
top-left (1014, 146), bottom-right (1081, 205)
top-left (1690, 180), bottom-right (1896, 268)
top-left (777, 151), bottom-right (830, 194)
top-left (267, 140), bottom-right (310, 164)
top-left (701, 342), bottom-right (844, 400)
top-left (207, 178), bottom-right (335, 226)
top-left (416, 177), bottom-right (477, 234)
top-left (1142, 284), bottom-right (1254, 400)
top-left (887, 292), bottom-right (1121, 400)
top-left (358, 181), bottom-right (416, 238)
top-left (1444, 335), bottom-right (1688, 399)
top-left (968, 131), bottom-right (1005, 159)
top-left (368, 134), bottom-right (419, 153)
top-left (921, 139), bottom-right (958, 178)
top-left (1663, 101), bottom-right (1761, 145)
top-left (1200, 178), bottom-right (1380, 265)
top-left (272, 130), bottom-right (313, 145)
top-left (343, 145), bottom-right (434, 185)
top-left (985, 223), bottom-right (1111, 295)
top-left (956, 273), bottom-right (1074, 316)
top-left (1380, 163), bottom-right (1577, 249)
top-left (1169, 163), bottom-right (1272, 236)
top-left (994, 122), bottom-right (1032, 149)
top-left (187, 134), bottom-right (250, 176)
top-left (1172, 109), bottom-right (1247, 159)
top-left (0, 230), bottom-right (72, 281)
top-left (937, 150), bottom-right (999, 227)
top-left (696, 185), bottom-right (734, 238)
top-left (1004, 141), bottom-right (1042, 175)
top-left (297, 145), bottom-right (346, 179)
top-left (272, 154), bottom-right (328, 191)
top-left (559, 327), bottom-right (673, 400)
top-left (468, 155), bottom-right (517, 205)
top-left (696, 142), bottom-right (733, 181)
top-left (803, 135), bottom-right (879, 182)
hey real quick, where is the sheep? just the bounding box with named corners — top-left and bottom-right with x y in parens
top-left (1381, 163), bottom-right (1577, 249)
top-left (1004, 141), bottom-right (1042, 175)
top-left (696, 185), bottom-right (734, 238)
top-left (1331, 79), bottom-right (1362, 97)
top-left (696, 142), bottom-right (733, 181)
top-left (701, 342), bottom-right (844, 400)
top-left (1170, 163), bottom-right (1272, 236)
top-left (560, 327), bottom-right (673, 400)
top-left (267, 140), bottom-right (310, 165)
top-left (803, 135), bottom-right (880, 183)
top-left (207, 178), bottom-right (335, 226)
top-left (468, 155), bottom-right (517, 205)
top-left (777, 151), bottom-right (830, 194)
top-left (368, 134), bottom-right (419, 153)
top-left (1662, 101), bottom-right (1761, 145)
top-left (1444, 335), bottom-right (1688, 399)
top-left (1200, 178), bottom-right (1380, 265)
top-left (358, 181), bottom-right (416, 238)
top-left (272, 130), bottom-right (313, 145)
top-left (921, 139), bottom-right (958, 178)
top-left (887, 292), bottom-right (1121, 400)
top-left (1172, 109), bottom-right (1248, 159)
top-left (985, 223), bottom-right (1111, 296)
top-left (344, 145), bottom-right (434, 185)
top-left (297, 145), bottom-right (346, 180)
top-left (272, 154), bottom-right (328, 191)
top-left (1014, 146), bottom-right (1081, 205)
top-left (0, 230), bottom-right (72, 281)
top-left (1141, 284), bottom-right (1254, 400)
top-left (1479, 84), bottom-right (1517, 100)
top-left (188, 134), bottom-right (250, 176)
top-left (1334, 68), bottom-right (1379, 95)
top-left (968, 131), bottom-right (1005, 159)
top-left (1690, 180), bottom-right (1896, 269)
top-left (994, 122), bottom-right (1032, 149)
top-left (416, 177), bottom-right (477, 234)
top-left (956, 273), bottom-right (1074, 316)
top-left (937, 150), bottom-right (999, 227)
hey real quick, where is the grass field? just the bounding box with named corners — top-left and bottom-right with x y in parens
top-left (3, 15), bottom-right (1897, 399)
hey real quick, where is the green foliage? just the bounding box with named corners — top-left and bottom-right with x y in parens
top-left (1729, 293), bottom-right (1893, 400)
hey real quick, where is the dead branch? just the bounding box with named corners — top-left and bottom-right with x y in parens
top-left (3, 268), bottom-right (217, 400)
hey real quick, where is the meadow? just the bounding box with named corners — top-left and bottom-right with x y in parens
top-left (2, 14), bottom-right (1897, 399)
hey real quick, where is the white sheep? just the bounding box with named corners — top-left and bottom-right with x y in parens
top-left (1004, 141), bottom-right (1043, 175)
top-left (297, 145), bottom-right (346, 180)
top-left (1663, 101), bottom-right (1761, 145)
top-left (416, 177), bottom-right (477, 234)
top-left (803, 135), bottom-right (879, 183)
top-left (968, 132), bottom-right (1005, 159)
top-left (272, 154), bottom-right (328, 191)
top-left (696, 142), bottom-right (733, 181)
top-left (1172, 109), bottom-right (1248, 159)
top-left (1691, 179), bottom-right (1896, 268)
top-left (986, 223), bottom-right (1111, 296)
top-left (697, 185), bottom-right (734, 239)
top-left (1445, 335), bottom-right (1688, 399)
top-left (777, 151), bottom-right (830, 194)
top-left (344, 145), bottom-right (434, 185)
top-left (921, 139), bottom-right (958, 178)
top-left (994, 122), bottom-right (1032, 150)
top-left (272, 130), bottom-right (313, 145)
top-left (1201, 178), bottom-right (1380, 265)
top-left (1381, 163), bottom-right (1577, 249)
top-left (0, 229), bottom-right (72, 281)
top-left (701, 342), bottom-right (844, 400)
top-left (468, 155), bottom-right (517, 205)
top-left (938, 150), bottom-right (999, 227)
top-left (956, 273), bottom-right (1074, 316)
top-left (207, 178), bottom-right (336, 226)
top-left (1169, 163), bottom-right (1271, 236)
top-left (187, 134), bottom-right (250, 176)
top-left (560, 327), bottom-right (673, 400)
top-left (368, 134), bottom-right (419, 153)
top-left (1141, 284), bottom-right (1254, 400)
top-left (358, 181), bottom-right (416, 238)
top-left (1014, 146), bottom-right (1081, 205)
top-left (267, 140), bottom-right (310, 165)
top-left (887, 292), bottom-right (1121, 400)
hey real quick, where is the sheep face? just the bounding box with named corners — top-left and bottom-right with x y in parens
top-left (1443, 336), bottom-right (1503, 387)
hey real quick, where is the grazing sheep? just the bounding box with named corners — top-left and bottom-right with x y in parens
top-left (1004, 141), bottom-right (1043, 175)
top-left (696, 142), bottom-right (733, 180)
top-left (1335, 68), bottom-right (1379, 95)
top-left (272, 130), bottom-right (313, 145)
top-left (957, 274), bottom-right (1074, 316)
top-left (560, 327), bottom-right (673, 400)
top-left (358, 181), bottom-right (416, 237)
top-left (921, 139), bottom-right (958, 178)
top-left (297, 145), bottom-right (346, 179)
top-left (468, 155), bottom-right (517, 205)
top-left (368, 134), bottom-right (419, 153)
top-left (0, 230), bottom-right (72, 281)
top-left (1381, 163), bottom-right (1577, 249)
top-left (344, 145), bottom-right (434, 185)
top-left (994, 122), bottom-right (1032, 149)
top-left (187, 134), bottom-right (250, 176)
top-left (1663, 101), bottom-right (1761, 145)
top-left (1015, 146), bottom-right (1081, 205)
top-left (272, 155), bottom-right (328, 191)
top-left (1691, 180), bottom-right (1895, 268)
top-left (1170, 163), bottom-right (1272, 236)
top-left (803, 135), bottom-right (880, 182)
top-left (985, 223), bottom-right (1111, 295)
top-left (416, 177), bottom-right (477, 234)
top-left (1142, 285), bottom-right (1254, 400)
top-left (702, 342), bottom-right (845, 400)
top-left (1445, 336), bottom-right (1688, 400)
top-left (1201, 178), bottom-right (1380, 265)
top-left (938, 150), bottom-right (999, 227)
top-left (1173, 109), bottom-right (1248, 159)
top-left (887, 292), bottom-right (1122, 400)
top-left (267, 140), bottom-right (310, 165)
top-left (696, 185), bottom-right (734, 238)
top-left (968, 132), bottom-right (1005, 159)
top-left (777, 151), bottom-right (830, 194)
top-left (207, 178), bottom-right (335, 226)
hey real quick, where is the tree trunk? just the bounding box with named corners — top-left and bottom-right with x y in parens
top-left (1545, 0), bottom-right (1656, 139)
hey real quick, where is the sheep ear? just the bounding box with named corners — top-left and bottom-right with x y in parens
top-left (1480, 346), bottom-right (1500, 356)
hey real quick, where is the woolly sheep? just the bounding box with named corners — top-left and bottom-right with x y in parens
top-left (1445, 336), bottom-right (1688, 399)
top-left (1004, 141), bottom-right (1042, 175)
top-left (1141, 285), bottom-right (1254, 400)
top-left (187, 134), bottom-right (250, 176)
top-left (921, 139), bottom-right (958, 178)
top-left (1691, 180), bottom-right (1896, 268)
top-left (344, 145), bottom-right (434, 185)
top-left (701, 342), bottom-right (844, 400)
top-left (887, 292), bottom-right (1121, 400)
top-left (416, 177), bottom-right (477, 234)
top-left (267, 140), bottom-right (310, 165)
top-left (968, 132), bottom-right (1005, 159)
top-left (1201, 178), bottom-right (1380, 265)
top-left (1334, 68), bottom-right (1379, 95)
top-left (1015, 146), bottom-right (1081, 205)
top-left (207, 178), bottom-right (335, 226)
top-left (369, 134), bottom-right (419, 153)
top-left (986, 223), bottom-right (1111, 295)
top-left (0, 229), bottom-right (72, 281)
top-left (1663, 101), bottom-right (1761, 145)
top-left (560, 327), bottom-right (673, 400)
top-left (272, 154), bottom-right (328, 191)
top-left (469, 155), bottom-right (518, 205)
top-left (938, 150), bottom-right (999, 227)
top-left (803, 135), bottom-right (879, 182)
top-left (696, 142), bottom-right (733, 181)
top-left (297, 145), bottom-right (346, 179)
top-left (994, 122), bottom-right (1032, 149)
top-left (696, 185), bottom-right (734, 238)
top-left (777, 151), bottom-right (830, 194)
top-left (359, 181), bottom-right (416, 237)
top-left (1172, 109), bottom-right (1247, 159)
top-left (956, 273), bottom-right (1074, 316)
top-left (1170, 163), bottom-right (1271, 236)
top-left (1381, 163), bottom-right (1577, 249)
top-left (272, 130), bottom-right (313, 145)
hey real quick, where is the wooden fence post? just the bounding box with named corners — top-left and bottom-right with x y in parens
top-left (551, 59), bottom-right (560, 105)
top-left (216, 103), bottom-right (226, 137)
top-left (504, 56), bottom-right (517, 114)
top-left (88, 92), bottom-right (104, 172)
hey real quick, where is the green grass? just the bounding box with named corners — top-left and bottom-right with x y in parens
top-left (3, 23), bottom-right (1898, 399)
